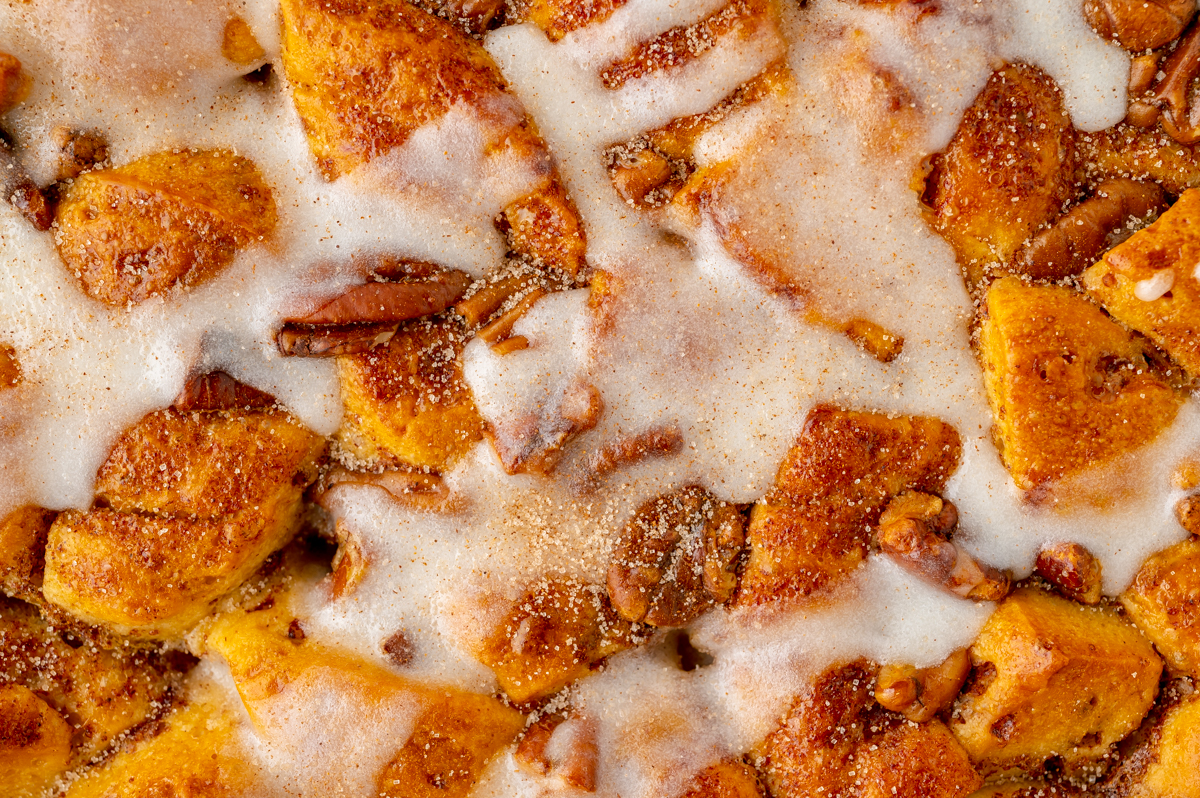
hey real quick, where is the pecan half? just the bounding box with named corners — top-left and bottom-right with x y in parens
top-left (1013, 179), bottom-right (1165, 280)
top-left (1035, 541), bottom-right (1104, 604)
top-left (277, 322), bottom-right (398, 357)
top-left (874, 492), bottom-right (1010, 601)
top-left (173, 370), bottom-right (276, 413)
top-left (607, 485), bottom-right (745, 627)
top-left (1132, 21), bottom-right (1200, 143)
top-left (573, 424), bottom-right (684, 494)
top-left (292, 270), bottom-right (471, 325)
top-left (1084, 0), bottom-right (1195, 52)
top-left (874, 648), bottom-right (971, 723)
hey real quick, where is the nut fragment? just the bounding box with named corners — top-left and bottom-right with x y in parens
top-left (573, 424), bottom-right (684, 494)
top-left (513, 714), bottom-right (561, 776)
top-left (874, 491), bottom-right (1010, 601)
top-left (557, 717), bottom-right (599, 792)
top-left (0, 52), bottom-right (31, 114)
top-left (1133, 21), bottom-right (1200, 143)
top-left (1178, 493), bottom-right (1200, 535)
top-left (610, 147), bottom-right (674, 207)
top-left (277, 322), bottom-right (398, 357)
top-left (1084, 0), bottom-right (1195, 51)
top-left (490, 379), bottom-right (604, 475)
top-left (1013, 179), bottom-right (1166, 280)
top-left (607, 485), bottom-right (745, 627)
top-left (173, 370), bottom-right (276, 413)
top-left (51, 126), bottom-right (108, 180)
top-left (0, 141), bottom-right (49, 231)
top-left (1035, 541), bottom-right (1104, 604)
top-left (453, 272), bottom-right (539, 327)
top-left (289, 270), bottom-right (471, 325)
top-left (381, 630), bottom-right (414, 667)
top-left (875, 648), bottom-right (971, 723)
top-left (327, 519), bottom-right (369, 599)
top-left (317, 468), bottom-right (458, 514)
top-left (843, 318), bottom-right (904, 363)
top-left (477, 287), bottom-right (546, 344)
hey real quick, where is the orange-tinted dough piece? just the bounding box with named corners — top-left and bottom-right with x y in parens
top-left (0, 505), bottom-right (54, 603)
top-left (924, 64), bottom-right (1078, 287)
top-left (337, 317), bottom-right (484, 471)
top-left (0, 682), bottom-right (72, 798)
top-left (950, 587), bottom-right (1161, 775)
top-left (522, 0), bottom-right (629, 40)
top-left (1080, 121), bottom-right (1200, 197)
top-left (979, 277), bottom-right (1181, 496)
top-left (1083, 188), bottom-right (1200, 378)
top-left (738, 405), bottom-right (962, 606)
top-left (1122, 537), bottom-right (1200, 678)
top-left (55, 149), bottom-right (276, 306)
top-left (43, 407), bottom-right (323, 639)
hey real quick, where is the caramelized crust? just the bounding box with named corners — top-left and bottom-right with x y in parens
top-left (471, 579), bottom-right (633, 703)
top-left (0, 682), bottom-right (72, 798)
top-left (1122, 537), bottom-right (1200, 678)
top-left (979, 278), bottom-right (1181, 496)
top-left (1083, 188), bottom-right (1200, 378)
top-left (682, 760), bottom-right (765, 798)
top-left (54, 149), bottom-right (276, 306)
top-left (0, 505), bottom-right (54, 603)
top-left (0, 343), bottom-right (19, 388)
top-left (1081, 122), bottom-right (1200, 196)
top-left (43, 408), bottom-right (323, 639)
top-left (0, 597), bottom-right (185, 779)
top-left (336, 317), bottom-right (484, 471)
top-left (738, 405), bottom-right (962, 606)
top-left (950, 587), bottom-right (1161, 775)
top-left (521, 0), bottom-right (629, 40)
top-left (924, 64), bottom-right (1078, 288)
top-left (753, 660), bottom-right (981, 798)
top-left (1098, 681), bottom-right (1200, 798)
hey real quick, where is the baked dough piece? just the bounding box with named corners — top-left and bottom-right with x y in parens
top-left (0, 682), bottom-right (72, 798)
top-left (950, 587), bottom-right (1161, 776)
top-left (1083, 188), bottom-right (1200, 378)
top-left (738, 405), bottom-right (962, 606)
top-left (42, 406), bottom-right (324, 639)
top-left (979, 277), bottom-right (1181, 497)
top-left (54, 149), bottom-right (277, 306)
top-left (1122, 537), bottom-right (1200, 678)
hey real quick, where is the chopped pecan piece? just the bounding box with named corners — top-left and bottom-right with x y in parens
top-left (277, 322), bottom-right (398, 357)
top-left (875, 492), bottom-right (1010, 601)
top-left (490, 379), bottom-right (604, 476)
top-left (317, 468), bottom-right (458, 514)
top-left (1084, 0), bottom-right (1195, 51)
top-left (51, 126), bottom-right (108, 180)
top-left (381, 630), bottom-right (414, 667)
top-left (1178, 494), bottom-right (1200, 535)
top-left (289, 270), bottom-right (471, 326)
top-left (875, 648), bottom-right (971, 723)
top-left (843, 318), bottom-right (904, 363)
top-left (1133, 21), bottom-right (1200, 143)
top-left (173, 370), bottom-right (276, 413)
top-left (557, 717), bottom-right (599, 792)
top-left (574, 424), bottom-right (684, 493)
top-left (513, 714), bottom-right (561, 776)
top-left (1034, 542), bottom-right (1104, 604)
top-left (607, 485), bottom-right (744, 627)
top-left (327, 519), bottom-right (369, 599)
top-left (0, 141), bottom-right (49, 231)
top-left (1013, 179), bottom-right (1166, 281)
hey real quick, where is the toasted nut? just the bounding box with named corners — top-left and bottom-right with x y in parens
top-left (875, 648), bottom-right (971, 723)
top-left (50, 126), bottom-right (108, 180)
top-left (1013, 179), bottom-right (1166, 280)
top-left (1130, 53), bottom-right (1163, 97)
top-left (453, 272), bottom-right (539, 327)
top-left (1140, 21), bottom-right (1200, 143)
top-left (1035, 541), bottom-right (1104, 604)
top-left (1084, 0), bottom-right (1195, 51)
top-left (843, 318), bottom-right (904, 363)
top-left (513, 714), bottom-right (562, 776)
top-left (381, 629), bottom-right (414, 667)
top-left (327, 519), bottom-right (369, 600)
top-left (477, 287), bottom-right (546, 344)
top-left (0, 53), bottom-right (31, 114)
top-left (607, 485), bottom-right (745, 627)
top-left (1179, 494), bottom-right (1200, 536)
top-left (573, 424), bottom-right (684, 494)
top-left (277, 322), bottom-right (398, 357)
top-left (490, 335), bottom-right (529, 356)
top-left (610, 147), bottom-right (674, 207)
top-left (173, 370), bottom-right (276, 413)
top-left (875, 492), bottom-right (1010, 601)
top-left (317, 468), bottom-right (458, 514)
top-left (491, 379), bottom-right (604, 476)
top-left (0, 141), bottom-right (49, 231)
top-left (289, 270), bottom-right (471, 325)
top-left (558, 717), bottom-right (599, 792)
top-left (0, 343), bottom-right (19, 388)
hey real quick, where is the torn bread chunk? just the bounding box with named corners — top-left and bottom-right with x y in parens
top-left (42, 406), bottom-right (323, 639)
top-left (1122, 537), bottom-right (1200, 678)
top-left (949, 586), bottom-right (1161, 776)
top-left (1083, 187), bottom-right (1200, 379)
top-left (979, 277), bottom-right (1181, 498)
top-left (54, 149), bottom-right (276, 306)
top-left (738, 405), bottom-right (962, 606)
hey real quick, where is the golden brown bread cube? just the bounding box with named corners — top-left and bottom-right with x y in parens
top-left (54, 149), bottom-right (276, 306)
top-left (43, 407), bottom-right (323, 639)
top-left (471, 579), bottom-right (633, 703)
top-left (979, 277), bottom-right (1181, 497)
top-left (753, 660), bottom-right (981, 798)
top-left (738, 405), bottom-right (962, 606)
top-left (1122, 537), bottom-right (1200, 678)
top-left (501, 176), bottom-right (588, 277)
top-left (1099, 681), bottom-right (1200, 798)
top-left (61, 695), bottom-right (259, 798)
top-left (0, 597), bottom-right (186, 777)
top-left (206, 599), bottom-right (524, 798)
top-left (1080, 122), bottom-right (1200, 197)
top-left (0, 682), bottom-right (72, 798)
top-left (924, 64), bottom-right (1078, 288)
top-left (1083, 188), bottom-right (1200, 378)
top-left (221, 16), bottom-right (266, 67)
top-left (0, 505), bottom-right (54, 602)
top-left (337, 317), bottom-right (484, 471)
top-left (949, 586), bottom-right (1161, 775)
